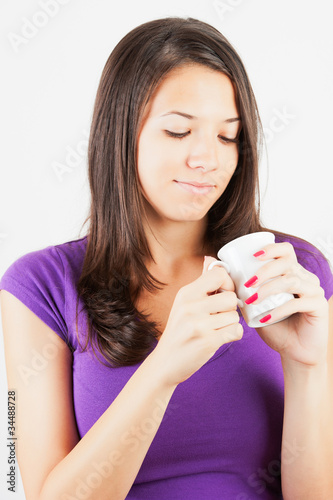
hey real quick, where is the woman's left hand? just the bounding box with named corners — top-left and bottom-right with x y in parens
top-left (244, 242), bottom-right (329, 367)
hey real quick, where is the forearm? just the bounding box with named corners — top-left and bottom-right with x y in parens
top-left (39, 350), bottom-right (177, 500)
top-left (280, 358), bottom-right (333, 499)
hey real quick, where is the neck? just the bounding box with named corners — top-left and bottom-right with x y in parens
top-left (142, 209), bottom-right (213, 279)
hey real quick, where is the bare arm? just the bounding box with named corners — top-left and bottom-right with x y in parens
top-left (280, 296), bottom-right (333, 499)
top-left (1, 290), bottom-right (176, 500)
top-left (1, 257), bottom-right (241, 500)
top-left (40, 345), bottom-right (176, 500)
top-left (280, 360), bottom-right (332, 499)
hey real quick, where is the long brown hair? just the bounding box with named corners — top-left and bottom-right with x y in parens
top-left (76, 16), bottom-right (322, 367)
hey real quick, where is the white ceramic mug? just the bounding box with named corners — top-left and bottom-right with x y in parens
top-left (208, 232), bottom-right (294, 328)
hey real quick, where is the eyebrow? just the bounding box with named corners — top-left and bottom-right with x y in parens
top-left (159, 111), bottom-right (241, 123)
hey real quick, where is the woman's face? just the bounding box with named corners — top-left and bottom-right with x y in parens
top-left (137, 63), bottom-right (241, 223)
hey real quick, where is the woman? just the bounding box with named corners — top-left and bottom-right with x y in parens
top-left (1, 16), bottom-right (332, 500)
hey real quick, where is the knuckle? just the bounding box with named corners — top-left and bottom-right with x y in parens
top-left (176, 286), bottom-right (188, 301)
top-left (214, 266), bottom-right (229, 283)
top-left (230, 291), bottom-right (239, 307)
top-left (290, 262), bottom-right (300, 274)
top-left (219, 266), bottom-right (229, 277)
top-left (231, 310), bottom-right (240, 323)
top-left (224, 322), bottom-right (243, 343)
top-left (312, 274), bottom-right (321, 287)
top-left (222, 291), bottom-right (237, 307)
top-left (296, 263), bottom-right (309, 278)
top-left (236, 323), bottom-right (244, 339)
top-left (175, 287), bottom-right (192, 307)
top-left (285, 273), bottom-right (300, 289)
top-left (283, 241), bottom-right (294, 252)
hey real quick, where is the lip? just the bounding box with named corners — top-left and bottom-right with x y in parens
top-left (174, 180), bottom-right (215, 195)
top-left (177, 180), bottom-right (215, 187)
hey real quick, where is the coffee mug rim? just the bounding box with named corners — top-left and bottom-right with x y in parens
top-left (218, 231), bottom-right (274, 255)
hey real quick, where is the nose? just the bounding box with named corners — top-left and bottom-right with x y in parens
top-left (186, 133), bottom-right (219, 172)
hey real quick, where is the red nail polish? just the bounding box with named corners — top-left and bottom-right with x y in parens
top-left (245, 292), bottom-right (258, 305)
top-left (244, 275), bottom-right (258, 288)
top-left (259, 314), bottom-right (271, 324)
top-left (253, 250), bottom-right (265, 258)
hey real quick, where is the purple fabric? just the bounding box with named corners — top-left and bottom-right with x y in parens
top-left (1, 234), bottom-right (332, 499)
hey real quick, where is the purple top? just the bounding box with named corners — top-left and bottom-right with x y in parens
top-left (1, 234), bottom-right (332, 499)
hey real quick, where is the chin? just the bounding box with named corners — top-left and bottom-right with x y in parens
top-left (145, 198), bottom-right (211, 222)
top-left (176, 201), bottom-right (212, 219)
top-left (173, 208), bottom-right (210, 222)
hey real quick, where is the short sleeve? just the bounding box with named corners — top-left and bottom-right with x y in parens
top-left (0, 246), bottom-right (69, 346)
top-left (296, 244), bottom-right (333, 301)
top-left (277, 235), bottom-right (333, 301)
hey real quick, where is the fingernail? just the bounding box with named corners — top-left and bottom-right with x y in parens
top-left (253, 250), bottom-right (265, 258)
top-left (245, 292), bottom-right (258, 305)
top-left (259, 314), bottom-right (271, 324)
top-left (244, 275), bottom-right (258, 288)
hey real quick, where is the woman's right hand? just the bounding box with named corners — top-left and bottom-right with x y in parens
top-left (152, 256), bottom-right (243, 387)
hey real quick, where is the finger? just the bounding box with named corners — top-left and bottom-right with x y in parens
top-left (203, 290), bottom-right (239, 314)
top-left (194, 309), bottom-right (240, 334)
top-left (203, 256), bottom-right (219, 273)
top-left (245, 257), bottom-right (317, 290)
top-left (255, 294), bottom-right (327, 326)
top-left (208, 322), bottom-right (244, 350)
top-left (253, 241), bottom-right (297, 261)
top-left (208, 309), bottom-right (240, 330)
top-left (197, 256), bottom-right (235, 296)
top-left (244, 257), bottom-right (290, 289)
top-left (244, 241), bottom-right (298, 288)
top-left (246, 273), bottom-right (323, 304)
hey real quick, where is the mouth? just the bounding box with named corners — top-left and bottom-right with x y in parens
top-left (174, 180), bottom-right (215, 195)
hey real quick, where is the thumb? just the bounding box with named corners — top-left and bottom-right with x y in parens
top-left (202, 255), bottom-right (218, 274)
top-left (201, 255), bottom-right (237, 297)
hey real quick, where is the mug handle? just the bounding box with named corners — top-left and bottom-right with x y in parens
top-left (207, 260), bottom-right (243, 308)
top-left (207, 260), bottom-right (231, 274)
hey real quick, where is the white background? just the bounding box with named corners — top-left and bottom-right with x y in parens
top-left (0, 1), bottom-right (332, 498)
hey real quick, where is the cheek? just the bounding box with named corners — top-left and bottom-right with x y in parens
top-left (221, 145), bottom-right (238, 169)
top-left (137, 134), bottom-right (179, 184)
top-left (209, 148), bottom-right (238, 189)
top-left (138, 128), bottom-right (171, 166)
top-left (137, 153), bottom-right (170, 199)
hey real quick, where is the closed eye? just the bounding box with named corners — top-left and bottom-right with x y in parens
top-left (219, 136), bottom-right (239, 144)
top-left (165, 130), bottom-right (190, 139)
top-left (164, 130), bottom-right (239, 144)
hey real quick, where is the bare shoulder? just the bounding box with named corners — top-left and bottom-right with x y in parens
top-left (0, 290), bottom-right (80, 500)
